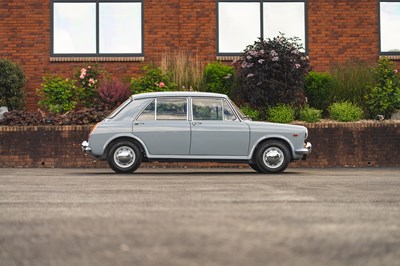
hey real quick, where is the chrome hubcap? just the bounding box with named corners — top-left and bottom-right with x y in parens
top-left (114, 146), bottom-right (135, 168)
top-left (263, 147), bottom-right (284, 169)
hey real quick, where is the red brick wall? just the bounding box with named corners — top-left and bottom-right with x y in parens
top-left (0, 123), bottom-right (399, 168)
top-left (0, 0), bottom-right (387, 110)
top-left (145, 0), bottom-right (216, 60)
top-left (308, 0), bottom-right (379, 71)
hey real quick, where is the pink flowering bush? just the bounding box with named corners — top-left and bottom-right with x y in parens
top-left (75, 64), bottom-right (103, 107)
top-left (130, 65), bottom-right (176, 94)
top-left (235, 34), bottom-right (310, 117)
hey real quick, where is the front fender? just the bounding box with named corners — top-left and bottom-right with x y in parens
top-left (249, 135), bottom-right (296, 159)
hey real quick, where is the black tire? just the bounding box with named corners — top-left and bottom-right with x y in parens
top-left (107, 140), bottom-right (142, 174)
top-left (254, 140), bottom-right (290, 174)
top-left (249, 162), bottom-right (262, 173)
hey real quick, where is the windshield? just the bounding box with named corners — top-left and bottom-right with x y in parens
top-left (106, 97), bottom-right (133, 119)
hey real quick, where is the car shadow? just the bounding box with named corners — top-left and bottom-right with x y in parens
top-left (70, 169), bottom-right (306, 176)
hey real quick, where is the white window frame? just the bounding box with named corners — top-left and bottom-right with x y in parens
top-left (379, 1), bottom-right (400, 55)
top-left (51, 0), bottom-right (143, 57)
top-left (217, 0), bottom-right (308, 56)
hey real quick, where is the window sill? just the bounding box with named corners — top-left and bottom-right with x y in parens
top-left (379, 55), bottom-right (400, 61)
top-left (216, 56), bottom-right (241, 61)
top-left (50, 56), bottom-right (145, 62)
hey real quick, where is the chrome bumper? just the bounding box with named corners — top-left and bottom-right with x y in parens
top-left (294, 142), bottom-right (312, 161)
top-left (295, 142), bottom-right (312, 154)
top-left (301, 142), bottom-right (312, 160)
top-left (81, 141), bottom-right (92, 155)
top-left (305, 142), bottom-right (312, 154)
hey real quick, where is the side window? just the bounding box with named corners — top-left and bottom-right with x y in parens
top-left (193, 98), bottom-right (228, 121)
top-left (156, 98), bottom-right (187, 120)
top-left (193, 98), bottom-right (238, 121)
top-left (223, 100), bottom-right (237, 121)
top-left (137, 100), bottom-right (155, 121)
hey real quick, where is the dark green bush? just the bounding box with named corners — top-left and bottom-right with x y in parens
top-left (203, 61), bottom-right (235, 96)
top-left (266, 104), bottom-right (295, 123)
top-left (0, 58), bottom-right (25, 110)
top-left (240, 105), bottom-right (261, 121)
top-left (0, 110), bottom-right (43, 126)
top-left (235, 34), bottom-right (310, 111)
top-left (0, 108), bottom-right (108, 126)
top-left (328, 102), bottom-right (363, 122)
top-left (299, 106), bottom-right (322, 123)
top-left (304, 71), bottom-right (334, 112)
top-left (366, 58), bottom-right (400, 119)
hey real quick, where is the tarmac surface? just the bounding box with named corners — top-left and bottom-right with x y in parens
top-left (0, 167), bottom-right (399, 266)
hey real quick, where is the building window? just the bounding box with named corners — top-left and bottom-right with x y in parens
top-left (380, 1), bottom-right (400, 54)
top-left (51, 0), bottom-right (143, 57)
top-left (217, 0), bottom-right (307, 55)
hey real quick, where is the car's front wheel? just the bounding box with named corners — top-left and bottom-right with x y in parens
top-left (107, 141), bottom-right (142, 174)
top-left (254, 140), bottom-right (290, 173)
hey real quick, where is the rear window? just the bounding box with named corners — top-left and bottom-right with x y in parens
top-left (106, 97), bottom-right (132, 119)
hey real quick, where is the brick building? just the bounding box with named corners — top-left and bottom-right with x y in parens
top-left (0, 0), bottom-right (399, 109)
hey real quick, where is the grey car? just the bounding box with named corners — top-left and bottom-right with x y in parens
top-left (82, 92), bottom-right (311, 174)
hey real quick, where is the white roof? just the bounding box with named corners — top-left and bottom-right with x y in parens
top-left (132, 91), bottom-right (228, 100)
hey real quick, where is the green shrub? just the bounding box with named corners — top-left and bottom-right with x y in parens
top-left (266, 104), bottom-right (295, 123)
top-left (131, 65), bottom-right (176, 94)
top-left (299, 106), bottom-right (322, 123)
top-left (203, 61), bottom-right (235, 96)
top-left (366, 58), bottom-right (400, 119)
top-left (240, 104), bottom-right (261, 121)
top-left (235, 34), bottom-right (310, 110)
top-left (304, 71), bottom-right (334, 112)
top-left (329, 60), bottom-right (374, 116)
top-left (0, 58), bottom-right (25, 110)
top-left (37, 76), bottom-right (77, 114)
top-left (328, 102), bottom-right (363, 122)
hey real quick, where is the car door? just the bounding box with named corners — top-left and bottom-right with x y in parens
top-left (190, 97), bottom-right (250, 156)
top-left (133, 97), bottom-right (191, 155)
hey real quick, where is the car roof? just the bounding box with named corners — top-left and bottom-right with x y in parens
top-left (131, 91), bottom-right (228, 100)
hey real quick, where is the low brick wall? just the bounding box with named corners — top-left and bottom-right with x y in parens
top-left (0, 122), bottom-right (399, 168)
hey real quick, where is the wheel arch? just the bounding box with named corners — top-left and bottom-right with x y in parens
top-left (104, 135), bottom-right (148, 158)
top-left (250, 137), bottom-right (294, 162)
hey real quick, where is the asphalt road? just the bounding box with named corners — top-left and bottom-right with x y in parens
top-left (0, 167), bottom-right (399, 266)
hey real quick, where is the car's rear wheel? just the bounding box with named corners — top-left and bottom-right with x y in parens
top-left (108, 141), bottom-right (142, 174)
top-left (254, 140), bottom-right (290, 173)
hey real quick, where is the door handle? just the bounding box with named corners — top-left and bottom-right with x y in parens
top-left (134, 122), bottom-right (144, 125)
top-left (192, 122), bottom-right (202, 126)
